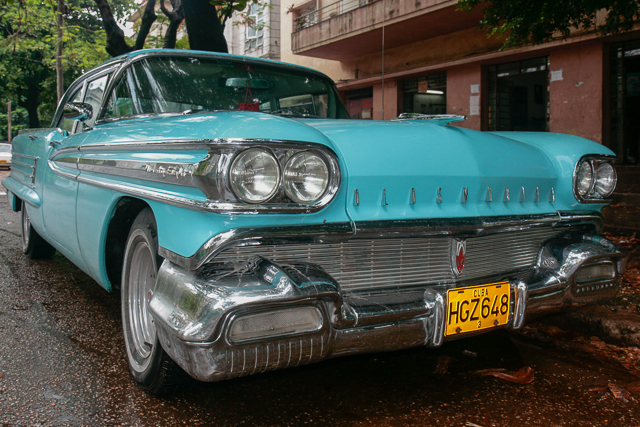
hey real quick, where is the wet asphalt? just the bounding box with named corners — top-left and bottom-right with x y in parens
top-left (0, 168), bottom-right (639, 426)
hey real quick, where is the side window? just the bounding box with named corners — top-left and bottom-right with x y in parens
top-left (83, 74), bottom-right (109, 128)
top-left (58, 89), bottom-right (84, 133)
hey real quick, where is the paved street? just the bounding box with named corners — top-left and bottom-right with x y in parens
top-left (1, 168), bottom-right (639, 426)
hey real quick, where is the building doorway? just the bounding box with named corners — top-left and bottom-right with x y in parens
top-left (345, 88), bottom-right (373, 119)
top-left (403, 73), bottom-right (447, 115)
top-left (611, 41), bottom-right (640, 164)
top-left (488, 57), bottom-right (549, 132)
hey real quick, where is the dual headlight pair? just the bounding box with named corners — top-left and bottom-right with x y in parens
top-left (229, 147), bottom-right (332, 204)
top-left (574, 157), bottom-right (617, 202)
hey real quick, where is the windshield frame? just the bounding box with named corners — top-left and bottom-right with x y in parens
top-left (96, 50), bottom-right (349, 124)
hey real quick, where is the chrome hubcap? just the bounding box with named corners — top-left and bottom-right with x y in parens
top-left (124, 231), bottom-right (157, 372)
top-left (21, 207), bottom-right (30, 251)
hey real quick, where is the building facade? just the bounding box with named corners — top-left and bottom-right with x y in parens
top-left (224, 0), bottom-right (282, 60)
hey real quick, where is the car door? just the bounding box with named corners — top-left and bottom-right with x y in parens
top-left (42, 71), bottom-right (112, 265)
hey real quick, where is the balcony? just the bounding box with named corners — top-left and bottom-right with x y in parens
top-left (291, 0), bottom-right (484, 61)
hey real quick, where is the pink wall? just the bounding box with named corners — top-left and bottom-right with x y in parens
top-left (549, 43), bottom-right (604, 142)
top-left (373, 81), bottom-right (401, 120)
top-left (446, 64), bottom-right (482, 130)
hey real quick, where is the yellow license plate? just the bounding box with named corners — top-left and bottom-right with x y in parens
top-left (0, 160), bottom-right (5, 163)
top-left (445, 282), bottom-right (510, 336)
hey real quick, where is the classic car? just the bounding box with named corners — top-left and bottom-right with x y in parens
top-left (2, 49), bottom-right (627, 394)
top-left (0, 142), bottom-right (11, 169)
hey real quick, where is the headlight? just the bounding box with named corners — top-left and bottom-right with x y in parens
top-left (573, 156), bottom-right (616, 202)
top-left (594, 162), bottom-right (616, 197)
top-left (229, 148), bottom-right (280, 203)
top-left (576, 161), bottom-right (593, 197)
top-left (283, 151), bottom-right (330, 203)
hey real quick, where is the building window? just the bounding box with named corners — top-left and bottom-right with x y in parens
top-left (488, 57), bottom-right (549, 132)
top-left (403, 73), bottom-right (447, 115)
top-left (345, 87), bottom-right (373, 119)
top-left (611, 41), bottom-right (640, 164)
top-left (292, 1), bottom-right (317, 31)
top-left (245, 3), bottom-right (263, 51)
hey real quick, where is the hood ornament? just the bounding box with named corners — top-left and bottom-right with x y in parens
top-left (392, 113), bottom-right (467, 126)
top-left (451, 238), bottom-right (467, 277)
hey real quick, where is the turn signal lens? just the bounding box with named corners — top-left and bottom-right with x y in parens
top-left (595, 162), bottom-right (616, 197)
top-left (229, 148), bottom-right (280, 203)
top-left (575, 263), bottom-right (615, 284)
top-left (283, 151), bottom-right (330, 203)
top-left (229, 307), bottom-right (323, 343)
top-left (576, 161), bottom-right (594, 197)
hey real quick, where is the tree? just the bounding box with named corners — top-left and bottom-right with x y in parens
top-left (0, 0), bottom-right (135, 130)
top-left (96, 0), bottom-right (265, 57)
top-left (457, 0), bottom-right (640, 48)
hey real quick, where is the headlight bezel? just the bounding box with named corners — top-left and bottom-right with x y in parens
top-left (573, 155), bottom-right (617, 203)
top-left (189, 139), bottom-right (341, 213)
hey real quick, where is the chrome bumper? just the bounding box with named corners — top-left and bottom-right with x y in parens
top-left (149, 233), bottom-right (627, 382)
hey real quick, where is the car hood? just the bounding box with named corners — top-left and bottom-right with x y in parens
top-left (90, 113), bottom-right (560, 221)
top-left (298, 118), bottom-right (559, 221)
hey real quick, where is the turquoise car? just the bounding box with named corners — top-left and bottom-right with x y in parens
top-left (2, 49), bottom-right (627, 394)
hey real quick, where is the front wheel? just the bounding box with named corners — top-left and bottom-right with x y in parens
top-left (121, 208), bottom-right (180, 395)
top-left (21, 201), bottom-right (56, 259)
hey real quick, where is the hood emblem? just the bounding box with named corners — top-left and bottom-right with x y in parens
top-left (451, 238), bottom-right (467, 277)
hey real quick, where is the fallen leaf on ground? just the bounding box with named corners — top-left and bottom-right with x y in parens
top-left (434, 356), bottom-right (451, 374)
top-left (609, 383), bottom-right (631, 401)
top-left (465, 423), bottom-right (483, 427)
top-left (626, 382), bottom-right (640, 395)
top-left (480, 366), bottom-right (535, 384)
top-left (475, 368), bottom-right (506, 375)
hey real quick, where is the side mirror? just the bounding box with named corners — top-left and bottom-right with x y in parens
top-left (63, 102), bottom-right (93, 122)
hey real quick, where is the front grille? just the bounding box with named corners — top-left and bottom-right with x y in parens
top-left (214, 227), bottom-right (560, 294)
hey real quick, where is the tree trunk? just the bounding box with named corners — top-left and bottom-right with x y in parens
top-left (161, 0), bottom-right (184, 49)
top-left (133, 0), bottom-right (157, 50)
top-left (94, 0), bottom-right (134, 57)
top-left (18, 84), bottom-right (41, 129)
top-left (182, 0), bottom-right (228, 53)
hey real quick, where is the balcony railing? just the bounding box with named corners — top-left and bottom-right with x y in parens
top-left (293, 0), bottom-right (377, 31)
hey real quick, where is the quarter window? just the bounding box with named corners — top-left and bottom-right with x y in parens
top-left (58, 89), bottom-right (84, 133)
top-left (83, 75), bottom-right (110, 128)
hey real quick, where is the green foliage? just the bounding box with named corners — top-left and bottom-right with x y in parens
top-left (0, 0), bottom-right (136, 127)
top-left (0, 103), bottom-right (28, 141)
top-left (457, 0), bottom-right (640, 48)
top-left (211, 0), bottom-right (268, 29)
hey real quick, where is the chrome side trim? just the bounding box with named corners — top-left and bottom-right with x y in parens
top-left (159, 213), bottom-right (603, 271)
top-left (47, 139), bottom-right (341, 214)
top-left (10, 154), bottom-right (38, 189)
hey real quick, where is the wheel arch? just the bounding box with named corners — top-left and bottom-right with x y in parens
top-left (104, 197), bottom-right (151, 290)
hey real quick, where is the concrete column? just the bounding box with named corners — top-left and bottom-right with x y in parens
top-left (373, 79), bottom-right (400, 120)
top-left (549, 42), bottom-right (604, 143)
top-left (447, 63), bottom-right (482, 130)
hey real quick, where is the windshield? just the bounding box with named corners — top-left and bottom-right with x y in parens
top-left (104, 56), bottom-right (350, 120)
top-left (0, 145), bottom-right (10, 153)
